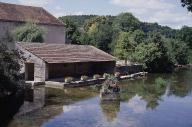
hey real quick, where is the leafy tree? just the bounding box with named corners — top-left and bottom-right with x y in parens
top-left (181, 0), bottom-right (192, 12)
top-left (83, 16), bottom-right (113, 52)
top-left (130, 29), bottom-right (146, 44)
top-left (0, 43), bottom-right (24, 97)
top-left (132, 34), bottom-right (175, 72)
top-left (169, 39), bottom-right (189, 65)
top-left (114, 32), bottom-right (136, 64)
top-left (177, 26), bottom-right (192, 49)
top-left (59, 18), bottom-right (81, 44)
top-left (14, 22), bottom-right (44, 43)
top-left (113, 12), bottom-right (140, 32)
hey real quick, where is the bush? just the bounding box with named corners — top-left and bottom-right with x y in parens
top-left (0, 43), bottom-right (24, 95)
top-left (14, 22), bottom-right (45, 43)
top-left (115, 72), bottom-right (121, 78)
top-left (103, 73), bottom-right (110, 79)
top-left (64, 77), bottom-right (74, 83)
top-left (80, 75), bottom-right (88, 81)
top-left (93, 74), bottom-right (101, 80)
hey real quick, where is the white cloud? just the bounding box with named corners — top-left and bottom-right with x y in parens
top-left (110, 0), bottom-right (192, 29)
top-left (127, 95), bottom-right (147, 114)
top-left (149, 11), bottom-right (192, 29)
top-left (18, 0), bottom-right (54, 6)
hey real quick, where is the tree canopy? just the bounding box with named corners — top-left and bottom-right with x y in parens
top-left (14, 23), bottom-right (44, 43)
top-left (181, 0), bottom-right (192, 12)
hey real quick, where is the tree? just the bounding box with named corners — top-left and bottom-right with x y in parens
top-left (181, 0), bottom-right (192, 12)
top-left (169, 39), bottom-right (189, 65)
top-left (113, 12), bottom-right (140, 32)
top-left (114, 32), bottom-right (136, 64)
top-left (132, 34), bottom-right (175, 72)
top-left (0, 43), bottom-right (24, 97)
top-left (59, 18), bottom-right (81, 44)
top-left (83, 16), bottom-right (113, 52)
top-left (14, 22), bottom-right (44, 43)
top-left (177, 26), bottom-right (192, 49)
top-left (130, 29), bottom-right (146, 44)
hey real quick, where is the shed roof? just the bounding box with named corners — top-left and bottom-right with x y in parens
top-left (17, 43), bottom-right (116, 63)
top-left (0, 2), bottom-right (64, 26)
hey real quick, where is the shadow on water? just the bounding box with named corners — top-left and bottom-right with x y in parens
top-left (0, 90), bottom-right (24, 127)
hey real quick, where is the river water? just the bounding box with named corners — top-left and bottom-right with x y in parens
top-left (7, 68), bottom-right (192, 127)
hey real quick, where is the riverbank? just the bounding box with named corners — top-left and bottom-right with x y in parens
top-left (45, 72), bottom-right (147, 89)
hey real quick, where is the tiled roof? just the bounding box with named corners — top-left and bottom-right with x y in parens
top-left (17, 43), bottom-right (116, 63)
top-left (0, 2), bottom-right (64, 26)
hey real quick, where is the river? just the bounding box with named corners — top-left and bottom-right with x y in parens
top-left (6, 68), bottom-right (192, 127)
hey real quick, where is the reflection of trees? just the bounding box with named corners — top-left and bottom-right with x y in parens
top-left (168, 69), bottom-right (192, 97)
top-left (120, 78), bottom-right (167, 110)
top-left (120, 69), bottom-right (192, 110)
top-left (100, 101), bottom-right (120, 122)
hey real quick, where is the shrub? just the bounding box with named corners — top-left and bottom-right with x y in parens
top-left (14, 22), bottom-right (45, 43)
top-left (103, 73), bottom-right (110, 79)
top-left (115, 72), bottom-right (121, 78)
top-left (0, 43), bottom-right (24, 95)
top-left (80, 75), bottom-right (88, 81)
top-left (64, 77), bottom-right (74, 83)
top-left (93, 74), bottom-right (101, 79)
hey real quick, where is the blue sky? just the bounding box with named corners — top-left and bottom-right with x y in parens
top-left (1, 0), bottom-right (192, 29)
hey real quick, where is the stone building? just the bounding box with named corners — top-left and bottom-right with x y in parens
top-left (16, 43), bottom-right (116, 81)
top-left (0, 2), bottom-right (66, 48)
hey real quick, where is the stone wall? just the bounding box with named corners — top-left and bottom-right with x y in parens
top-left (0, 21), bottom-right (66, 49)
top-left (16, 44), bottom-right (47, 81)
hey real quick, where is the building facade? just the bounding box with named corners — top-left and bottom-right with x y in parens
top-left (0, 2), bottom-right (66, 48)
top-left (16, 43), bottom-right (116, 81)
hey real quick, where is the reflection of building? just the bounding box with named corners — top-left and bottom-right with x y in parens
top-left (17, 43), bottom-right (116, 81)
top-left (16, 87), bottom-right (45, 115)
top-left (100, 101), bottom-right (120, 122)
top-left (0, 2), bottom-right (66, 48)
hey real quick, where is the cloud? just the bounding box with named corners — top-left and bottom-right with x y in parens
top-left (149, 11), bottom-right (192, 29)
top-left (111, 0), bottom-right (174, 11)
top-left (110, 0), bottom-right (192, 29)
top-left (18, 0), bottom-right (54, 6)
top-left (53, 6), bottom-right (85, 17)
top-left (127, 95), bottom-right (147, 114)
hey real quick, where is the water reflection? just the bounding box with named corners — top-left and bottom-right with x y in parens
top-left (100, 101), bottom-right (120, 122)
top-left (7, 69), bottom-right (192, 127)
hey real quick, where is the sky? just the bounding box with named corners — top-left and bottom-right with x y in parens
top-left (0, 0), bottom-right (192, 29)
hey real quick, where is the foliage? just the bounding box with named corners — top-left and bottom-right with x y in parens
top-left (169, 39), bottom-right (190, 65)
top-left (113, 12), bottom-right (140, 32)
top-left (64, 77), bottom-right (74, 83)
top-left (181, 0), bottom-right (192, 12)
top-left (14, 22), bottom-right (44, 43)
top-left (0, 43), bottom-right (24, 96)
top-left (80, 75), bottom-right (89, 81)
top-left (82, 16), bottom-right (113, 52)
top-left (114, 32), bottom-right (136, 63)
top-left (59, 13), bottom-right (192, 71)
top-left (59, 15), bottom-right (97, 28)
top-left (132, 34), bottom-right (175, 72)
top-left (93, 74), bottom-right (101, 79)
top-left (177, 26), bottom-right (192, 49)
top-left (59, 17), bottom-right (81, 44)
top-left (103, 73), bottom-right (110, 79)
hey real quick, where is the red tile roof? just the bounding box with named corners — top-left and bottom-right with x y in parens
top-left (0, 2), bottom-right (64, 26)
top-left (17, 43), bottom-right (116, 63)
